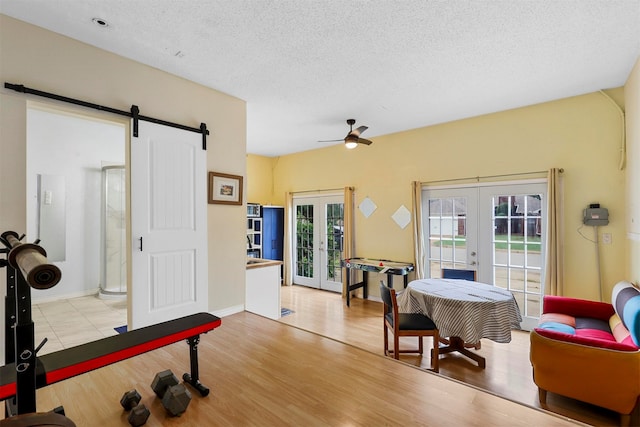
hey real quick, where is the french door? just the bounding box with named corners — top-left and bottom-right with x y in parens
top-left (424, 181), bottom-right (546, 330)
top-left (293, 195), bottom-right (344, 292)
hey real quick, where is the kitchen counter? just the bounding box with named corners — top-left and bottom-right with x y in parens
top-left (246, 257), bottom-right (283, 269)
top-left (245, 258), bottom-right (283, 320)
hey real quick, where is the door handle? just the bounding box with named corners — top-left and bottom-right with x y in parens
top-left (138, 237), bottom-right (143, 251)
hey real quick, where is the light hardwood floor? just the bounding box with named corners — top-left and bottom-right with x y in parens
top-left (4, 307), bottom-right (587, 426)
top-left (3, 286), bottom-right (632, 426)
top-left (279, 285), bottom-right (628, 427)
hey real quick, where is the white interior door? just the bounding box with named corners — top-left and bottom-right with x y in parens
top-left (130, 121), bottom-right (208, 329)
top-left (293, 195), bottom-right (343, 292)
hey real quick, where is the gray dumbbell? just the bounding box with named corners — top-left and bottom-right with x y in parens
top-left (151, 370), bottom-right (192, 416)
top-left (120, 389), bottom-right (141, 410)
top-left (120, 389), bottom-right (149, 426)
top-left (128, 403), bottom-right (150, 426)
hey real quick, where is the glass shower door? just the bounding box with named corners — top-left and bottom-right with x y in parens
top-left (99, 165), bottom-right (126, 297)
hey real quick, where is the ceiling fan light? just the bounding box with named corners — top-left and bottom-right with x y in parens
top-left (345, 140), bottom-right (358, 149)
top-left (345, 134), bottom-right (358, 149)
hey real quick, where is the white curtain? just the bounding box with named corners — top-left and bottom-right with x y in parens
top-left (342, 187), bottom-right (355, 298)
top-left (411, 181), bottom-right (426, 279)
top-left (283, 191), bottom-right (294, 286)
top-left (544, 168), bottom-right (564, 296)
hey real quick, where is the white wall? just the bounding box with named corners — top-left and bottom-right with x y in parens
top-left (0, 15), bottom-right (247, 330)
top-left (26, 107), bottom-right (125, 301)
top-left (625, 57), bottom-right (640, 283)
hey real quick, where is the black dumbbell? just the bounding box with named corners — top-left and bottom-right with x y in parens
top-left (151, 370), bottom-right (192, 416)
top-left (120, 389), bottom-right (149, 426)
top-left (120, 389), bottom-right (141, 410)
top-left (128, 404), bottom-right (150, 426)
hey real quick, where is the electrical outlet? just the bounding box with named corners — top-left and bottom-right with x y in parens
top-left (602, 233), bottom-right (612, 244)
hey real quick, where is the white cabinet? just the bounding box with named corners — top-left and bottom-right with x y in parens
top-left (245, 260), bottom-right (282, 320)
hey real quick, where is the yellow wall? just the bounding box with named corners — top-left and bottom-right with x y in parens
top-left (625, 57), bottom-right (640, 284)
top-left (246, 154), bottom-right (277, 205)
top-left (0, 16), bottom-right (247, 314)
top-left (255, 90), bottom-right (627, 301)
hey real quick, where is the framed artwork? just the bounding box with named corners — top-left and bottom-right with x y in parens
top-left (208, 171), bottom-right (243, 205)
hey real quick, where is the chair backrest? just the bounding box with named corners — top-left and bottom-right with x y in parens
top-left (442, 268), bottom-right (476, 281)
top-left (379, 282), bottom-right (394, 310)
top-left (379, 281), bottom-right (401, 329)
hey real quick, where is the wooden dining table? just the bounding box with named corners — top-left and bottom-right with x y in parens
top-left (396, 278), bottom-right (522, 368)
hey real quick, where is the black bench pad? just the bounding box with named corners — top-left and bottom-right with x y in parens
top-left (0, 312), bottom-right (221, 400)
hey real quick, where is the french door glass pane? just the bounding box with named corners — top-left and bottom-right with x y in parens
top-left (491, 194), bottom-right (542, 318)
top-left (526, 293), bottom-right (542, 318)
top-left (494, 266), bottom-right (508, 288)
top-left (325, 203), bottom-right (343, 282)
top-left (428, 196), bottom-right (468, 276)
top-left (296, 204), bottom-right (313, 278)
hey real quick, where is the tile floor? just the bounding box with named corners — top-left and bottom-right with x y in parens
top-left (32, 295), bottom-right (127, 355)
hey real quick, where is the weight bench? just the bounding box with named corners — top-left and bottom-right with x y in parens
top-left (0, 312), bottom-right (221, 403)
top-left (0, 230), bottom-right (221, 420)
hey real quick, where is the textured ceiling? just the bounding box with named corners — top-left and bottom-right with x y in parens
top-left (1, 0), bottom-right (639, 156)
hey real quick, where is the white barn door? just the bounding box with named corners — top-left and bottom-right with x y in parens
top-left (130, 121), bottom-right (208, 329)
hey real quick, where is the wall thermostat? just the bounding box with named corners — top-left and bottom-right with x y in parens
top-left (583, 203), bottom-right (609, 226)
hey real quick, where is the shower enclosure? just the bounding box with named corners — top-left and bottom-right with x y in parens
top-left (99, 165), bottom-right (126, 298)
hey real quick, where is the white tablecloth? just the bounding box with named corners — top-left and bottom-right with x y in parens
top-left (396, 278), bottom-right (522, 344)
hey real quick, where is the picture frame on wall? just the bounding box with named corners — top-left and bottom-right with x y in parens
top-left (208, 171), bottom-right (243, 205)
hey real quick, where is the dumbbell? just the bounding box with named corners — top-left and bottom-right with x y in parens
top-left (151, 370), bottom-right (192, 417)
top-left (120, 389), bottom-right (150, 426)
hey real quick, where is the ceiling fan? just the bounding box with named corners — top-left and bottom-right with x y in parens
top-left (319, 119), bottom-right (372, 149)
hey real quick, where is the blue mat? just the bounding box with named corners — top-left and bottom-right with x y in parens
top-left (281, 308), bottom-right (294, 317)
top-left (114, 325), bottom-right (127, 334)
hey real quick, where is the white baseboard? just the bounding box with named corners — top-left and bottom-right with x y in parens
top-left (211, 304), bottom-right (244, 318)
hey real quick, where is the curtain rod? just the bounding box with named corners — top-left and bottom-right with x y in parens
top-left (294, 187), bottom-right (346, 195)
top-left (421, 169), bottom-right (563, 186)
top-left (4, 82), bottom-right (210, 150)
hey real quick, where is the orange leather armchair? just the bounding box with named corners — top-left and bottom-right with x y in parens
top-left (529, 282), bottom-right (640, 426)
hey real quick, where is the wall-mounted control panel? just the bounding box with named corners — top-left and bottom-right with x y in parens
top-left (583, 203), bottom-right (609, 226)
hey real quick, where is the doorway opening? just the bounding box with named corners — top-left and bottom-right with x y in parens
top-left (26, 105), bottom-right (127, 351)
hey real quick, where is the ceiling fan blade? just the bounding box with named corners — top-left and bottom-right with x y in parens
top-left (357, 138), bottom-right (373, 145)
top-left (351, 125), bottom-right (368, 137)
top-left (317, 138), bottom-right (344, 143)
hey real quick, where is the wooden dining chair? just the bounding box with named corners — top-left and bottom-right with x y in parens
top-left (441, 268), bottom-right (481, 350)
top-left (442, 268), bottom-right (476, 281)
top-left (379, 282), bottom-right (439, 372)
